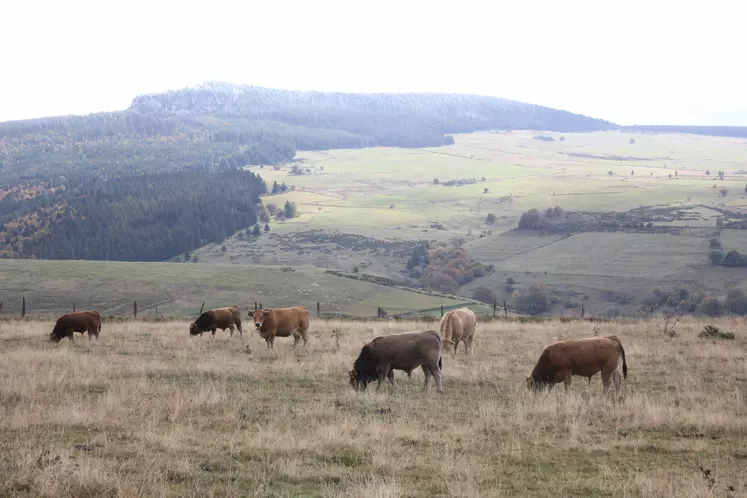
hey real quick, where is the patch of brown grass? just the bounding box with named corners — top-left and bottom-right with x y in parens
top-left (1, 317), bottom-right (746, 497)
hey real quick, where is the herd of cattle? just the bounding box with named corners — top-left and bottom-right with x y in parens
top-left (49, 305), bottom-right (628, 396)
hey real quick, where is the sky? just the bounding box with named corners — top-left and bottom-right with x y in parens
top-left (1, 0), bottom-right (744, 125)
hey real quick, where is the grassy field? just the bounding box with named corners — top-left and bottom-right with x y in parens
top-left (0, 260), bottom-right (473, 318)
top-left (1, 317), bottom-right (746, 497)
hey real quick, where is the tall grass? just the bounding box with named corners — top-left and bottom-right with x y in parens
top-left (1, 317), bottom-right (745, 497)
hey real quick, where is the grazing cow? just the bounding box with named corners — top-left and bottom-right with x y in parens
top-left (50, 310), bottom-right (102, 344)
top-left (439, 307), bottom-right (477, 355)
top-left (525, 335), bottom-right (628, 395)
top-left (349, 329), bottom-right (444, 393)
top-left (251, 306), bottom-right (310, 350)
top-left (189, 306), bottom-right (243, 338)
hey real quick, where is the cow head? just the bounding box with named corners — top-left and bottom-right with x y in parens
top-left (49, 330), bottom-right (62, 343)
top-left (525, 376), bottom-right (547, 392)
top-left (189, 322), bottom-right (201, 336)
top-left (348, 369), bottom-right (367, 392)
top-left (252, 309), bottom-right (271, 329)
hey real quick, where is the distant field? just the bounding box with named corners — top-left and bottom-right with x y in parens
top-left (0, 260), bottom-right (474, 318)
top-left (193, 130), bottom-right (743, 316)
top-left (2, 317), bottom-right (745, 496)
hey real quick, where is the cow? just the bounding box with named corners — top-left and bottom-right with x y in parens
top-left (525, 335), bottom-right (628, 396)
top-left (251, 306), bottom-right (310, 350)
top-left (439, 307), bottom-right (477, 355)
top-left (348, 329), bottom-right (444, 393)
top-left (49, 310), bottom-right (102, 344)
top-left (189, 306), bottom-right (243, 338)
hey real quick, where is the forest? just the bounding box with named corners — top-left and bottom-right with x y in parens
top-left (0, 169), bottom-right (266, 261)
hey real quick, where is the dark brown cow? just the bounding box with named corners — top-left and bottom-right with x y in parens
top-left (50, 310), bottom-right (102, 343)
top-left (189, 306), bottom-right (243, 338)
top-left (526, 335), bottom-right (628, 396)
top-left (251, 306), bottom-right (310, 350)
top-left (349, 330), bottom-right (444, 393)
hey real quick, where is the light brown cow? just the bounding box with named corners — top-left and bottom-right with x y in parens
top-left (526, 335), bottom-right (628, 396)
top-left (439, 307), bottom-right (477, 355)
top-left (251, 306), bottom-right (310, 350)
top-left (189, 306), bottom-right (243, 338)
top-left (50, 310), bottom-right (102, 343)
top-left (349, 329), bottom-right (444, 393)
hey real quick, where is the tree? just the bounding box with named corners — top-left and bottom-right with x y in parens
top-left (284, 201), bottom-right (298, 218)
top-left (726, 289), bottom-right (747, 315)
top-left (266, 203), bottom-right (277, 215)
top-left (518, 209), bottom-right (542, 229)
top-left (698, 297), bottom-right (724, 316)
top-left (433, 178), bottom-right (440, 185)
top-left (271, 181), bottom-right (281, 194)
top-left (709, 238), bottom-right (722, 249)
top-left (485, 213), bottom-right (497, 225)
top-left (252, 224), bottom-right (261, 236)
top-left (483, 187), bottom-right (489, 194)
top-left (513, 283), bottom-right (550, 315)
top-left (264, 223), bottom-right (270, 233)
top-left (472, 286), bottom-right (495, 304)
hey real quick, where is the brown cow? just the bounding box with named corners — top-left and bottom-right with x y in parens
top-left (189, 306), bottom-right (243, 338)
top-left (50, 310), bottom-right (102, 343)
top-left (251, 306), bottom-right (310, 350)
top-left (526, 335), bottom-right (628, 395)
top-left (349, 329), bottom-right (444, 393)
top-left (439, 307), bottom-right (477, 355)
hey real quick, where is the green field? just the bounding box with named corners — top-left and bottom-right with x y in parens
top-left (0, 260), bottom-right (475, 318)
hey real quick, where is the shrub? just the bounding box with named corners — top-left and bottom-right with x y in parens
top-left (252, 224), bottom-right (261, 236)
top-left (725, 289), bottom-right (747, 315)
top-left (518, 209), bottom-right (542, 229)
top-left (677, 299), bottom-right (696, 313)
top-left (666, 294), bottom-right (680, 307)
top-left (678, 289), bottom-right (690, 301)
top-left (473, 286), bottom-right (496, 304)
top-left (513, 283), bottom-right (550, 315)
top-left (284, 201), bottom-right (298, 219)
top-left (698, 325), bottom-right (735, 340)
top-left (506, 277), bottom-right (516, 285)
top-left (698, 297), bottom-right (724, 317)
top-left (485, 213), bottom-right (497, 225)
top-left (708, 250), bottom-right (725, 265)
top-left (709, 238), bottom-right (722, 249)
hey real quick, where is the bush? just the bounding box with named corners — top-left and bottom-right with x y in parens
top-left (698, 325), bottom-right (735, 340)
top-left (485, 213), bottom-right (497, 225)
top-left (709, 238), bottom-right (722, 249)
top-left (252, 224), bottom-right (261, 236)
top-left (666, 294), bottom-right (680, 307)
top-left (506, 277), bottom-right (516, 285)
top-left (725, 289), bottom-right (747, 315)
top-left (513, 283), bottom-right (550, 315)
top-left (518, 209), bottom-right (542, 229)
top-left (677, 289), bottom-right (690, 301)
top-left (677, 299), bottom-right (696, 313)
top-left (698, 297), bottom-right (724, 317)
top-left (284, 201), bottom-right (298, 219)
top-left (708, 250), bottom-right (725, 265)
top-left (472, 286), bottom-right (496, 304)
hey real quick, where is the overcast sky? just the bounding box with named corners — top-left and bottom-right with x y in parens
top-left (1, 0), bottom-right (744, 125)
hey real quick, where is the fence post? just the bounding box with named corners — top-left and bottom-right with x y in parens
top-left (581, 303), bottom-right (585, 318)
top-left (440, 305), bottom-right (444, 317)
top-left (317, 301), bottom-right (320, 318)
top-left (199, 302), bottom-right (205, 315)
top-left (133, 301), bottom-right (137, 318)
top-left (21, 297), bottom-right (26, 318)
top-left (259, 303), bottom-right (263, 309)
top-left (503, 300), bottom-right (508, 318)
top-left (0, 300), bottom-right (3, 316)
top-left (254, 301), bottom-right (257, 311)
top-left (155, 305), bottom-right (158, 316)
top-left (73, 303), bottom-right (76, 313)
top-left (493, 299), bottom-right (497, 317)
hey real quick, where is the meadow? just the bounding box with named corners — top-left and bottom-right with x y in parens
top-left (0, 259), bottom-right (474, 318)
top-left (1, 316), bottom-right (745, 497)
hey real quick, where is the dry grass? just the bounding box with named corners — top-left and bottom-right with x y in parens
top-left (1, 317), bottom-right (746, 497)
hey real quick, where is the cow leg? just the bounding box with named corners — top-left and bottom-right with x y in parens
top-left (601, 372), bottom-right (614, 394)
top-left (291, 333), bottom-right (301, 350)
top-left (452, 340), bottom-right (459, 355)
top-left (421, 365), bottom-right (431, 390)
top-left (431, 363), bottom-right (444, 393)
top-left (612, 370), bottom-right (623, 397)
top-left (228, 325), bottom-right (234, 338)
top-left (387, 369), bottom-right (396, 388)
top-left (211, 329), bottom-right (216, 339)
top-left (302, 328), bottom-right (309, 348)
top-left (237, 324), bottom-right (243, 338)
top-left (264, 337), bottom-right (272, 350)
top-left (465, 337), bottom-right (473, 356)
top-left (563, 373), bottom-right (572, 392)
top-left (375, 368), bottom-right (388, 392)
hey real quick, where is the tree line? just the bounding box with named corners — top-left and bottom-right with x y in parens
top-left (0, 169), bottom-right (266, 261)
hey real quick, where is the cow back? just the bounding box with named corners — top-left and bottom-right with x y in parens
top-left (262, 306), bottom-right (309, 336)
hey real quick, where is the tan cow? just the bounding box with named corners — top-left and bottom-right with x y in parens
top-left (439, 307), bottom-right (477, 355)
top-left (251, 306), bottom-right (310, 350)
top-left (50, 310), bottom-right (102, 343)
top-left (526, 335), bottom-right (628, 395)
top-left (349, 329), bottom-right (444, 393)
top-left (189, 306), bottom-right (243, 338)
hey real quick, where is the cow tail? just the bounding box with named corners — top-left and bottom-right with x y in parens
top-left (438, 354), bottom-right (443, 371)
top-left (610, 336), bottom-right (628, 379)
top-left (96, 311), bottom-right (102, 332)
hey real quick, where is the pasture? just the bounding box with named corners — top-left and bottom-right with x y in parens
top-left (2, 317), bottom-right (746, 497)
top-left (0, 260), bottom-right (473, 318)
